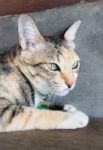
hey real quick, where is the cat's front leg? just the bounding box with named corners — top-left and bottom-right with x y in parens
top-left (47, 103), bottom-right (89, 129)
top-left (0, 102), bottom-right (89, 131)
top-left (34, 92), bottom-right (89, 129)
top-left (57, 110), bottom-right (89, 129)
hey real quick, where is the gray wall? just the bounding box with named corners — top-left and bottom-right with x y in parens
top-left (0, 2), bottom-right (103, 117)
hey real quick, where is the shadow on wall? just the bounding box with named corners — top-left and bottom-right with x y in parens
top-left (0, 2), bottom-right (103, 117)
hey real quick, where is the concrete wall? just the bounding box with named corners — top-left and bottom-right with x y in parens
top-left (0, 2), bottom-right (103, 117)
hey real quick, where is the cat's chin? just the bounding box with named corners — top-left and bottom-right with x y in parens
top-left (55, 89), bottom-right (70, 96)
top-left (55, 85), bottom-right (75, 96)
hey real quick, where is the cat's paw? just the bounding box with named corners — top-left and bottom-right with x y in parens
top-left (64, 104), bottom-right (77, 112)
top-left (58, 111), bottom-right (89, 129)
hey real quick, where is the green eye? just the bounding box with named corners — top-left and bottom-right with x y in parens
top-left (72, 61), bottom-right (80, 70)
top-left (46, 63), bottom-right (60, 71)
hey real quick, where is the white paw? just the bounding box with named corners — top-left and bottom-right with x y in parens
top-left (58, 111), bottom-right (89, 129)
top-left (64, 104), bottom-right (77, 112)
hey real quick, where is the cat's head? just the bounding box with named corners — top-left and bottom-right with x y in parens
top-left (18, 14), bottom-right (81, 96)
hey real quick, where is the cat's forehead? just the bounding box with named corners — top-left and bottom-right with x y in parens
top-left (46, 36), bottom-right (63, 49)
top-left (22, 36), bottom-right (79, 65)
top-left (45, 36), bottom-right (64, 58)
top-left (45, 36), bottom-right (79, 62)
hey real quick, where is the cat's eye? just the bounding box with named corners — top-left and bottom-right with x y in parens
top-left (72, 61), bottom-right (80, 70)
top-left (46, 63), bottom-right (60, 71)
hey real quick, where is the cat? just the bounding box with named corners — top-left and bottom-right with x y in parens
top-left (0, 14), bottom-right (89, 132)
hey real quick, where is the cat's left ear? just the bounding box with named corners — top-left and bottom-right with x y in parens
top-left (18, 14), bottom-right (44, 50)
top-left (64, 20), bottom-right (81, 50)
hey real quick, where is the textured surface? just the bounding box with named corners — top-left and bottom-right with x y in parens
top-left (0, 118), bottom-right (102, 150)
top-left (0, 2), bottom-right (103, 117)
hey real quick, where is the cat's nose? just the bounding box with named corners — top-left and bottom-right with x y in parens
top-left (67, 84), bottom-right (72, 88)
top-left (67, 81), bottom-right (74, 89)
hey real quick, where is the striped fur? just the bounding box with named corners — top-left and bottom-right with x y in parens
top-left (0, 15), bottom-right (89, 132)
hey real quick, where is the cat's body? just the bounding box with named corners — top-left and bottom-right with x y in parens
top-left (0, 15), bottom-right (89, 132)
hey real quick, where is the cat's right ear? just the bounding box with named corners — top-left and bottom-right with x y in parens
top-left (18, 14), bottom-right (44, 50)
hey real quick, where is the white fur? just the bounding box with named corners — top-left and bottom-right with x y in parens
top-left (64, 104), bottom-right (77, 112)
top-left (58, 110), bottom-right (89, 129)
top-left (55, 87), bottom-right (69, 96)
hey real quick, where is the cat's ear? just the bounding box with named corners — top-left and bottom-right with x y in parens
top-left (64, 20), bottom-right (81, 50)
top-left (18, 14), bottom-right (44, 50)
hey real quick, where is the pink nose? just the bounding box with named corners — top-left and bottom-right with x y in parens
top-left (60, 72), bottom-right (74, 88)
top-left (67, 81), bottom-right (74, 88)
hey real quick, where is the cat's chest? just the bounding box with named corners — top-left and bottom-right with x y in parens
top-left (34, 92), bottom-right (43, 108)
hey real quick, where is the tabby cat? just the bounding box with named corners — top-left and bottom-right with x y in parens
top-left (0, 15), bottom-right (89, 132)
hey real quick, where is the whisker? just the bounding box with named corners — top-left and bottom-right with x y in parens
top-left (47, 87), bottom-right (57, 102)
top-left (50, 89), bottom-right (57, 103)
top-left (47, 90), bottom-right (55, 101)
